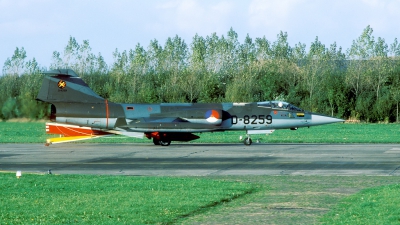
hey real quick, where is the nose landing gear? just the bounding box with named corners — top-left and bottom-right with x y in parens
top-left (240, 131), bottom-right (253, 146)
top-left (243, 136), bottom-right (252, 145)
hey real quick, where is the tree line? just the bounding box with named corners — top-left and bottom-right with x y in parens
top-left (1, 26), bottom-right (400, 122)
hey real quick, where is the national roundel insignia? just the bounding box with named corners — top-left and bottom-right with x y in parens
top-left (205, 109), bottom-right (220, 123)
top-left (57, 80), bottom-right (66, 89)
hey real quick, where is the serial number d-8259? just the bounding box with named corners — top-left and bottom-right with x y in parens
top-left (231, 115), bottom-right (273, 124)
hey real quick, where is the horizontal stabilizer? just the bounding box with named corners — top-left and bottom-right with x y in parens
top-left (37, 70), bottom-right (104, 103)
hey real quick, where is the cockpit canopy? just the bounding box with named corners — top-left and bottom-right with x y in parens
top-left (257, 101), bottom-right (304, 112)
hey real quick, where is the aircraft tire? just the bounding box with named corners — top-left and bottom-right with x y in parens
top-left (244, 138), bottom-right (252, 146)
top-left (153, 139), bottom-right (160, 145)
top-left (159, 140), bottom-right (171, 146)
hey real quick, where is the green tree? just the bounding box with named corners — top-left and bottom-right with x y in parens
top-left (1, 97), bottom-right (19, 119)
top-left (51, 37), bottom-right (107, 75)
top-left (346, 25), bottom-right (376, 120)
top-left (2, 47), bottom-right (27, 75)
top-left (346, 26), bottom-right (375, 98)
top-left (303, 36), bottom-right (326, 111)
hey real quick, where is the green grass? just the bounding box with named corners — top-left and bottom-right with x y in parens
top-left (1, 173), bottom-right (400, 224)
top-left (320, 184), bottom-right (400, 224)
top-left (181, 176), bottom-right (400, 225)
top-left (1, 121), bottom-right (400, 143)
top-left (0, 121), bottom-right (53, 143)
top-left (0, 173), bottom-right (254, 224)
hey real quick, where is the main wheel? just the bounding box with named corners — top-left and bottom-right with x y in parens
top-left (159, 140), bottom-right (171, 146)
top-left (243, 137), bottom-right (252, 146)
top-left (153, 138), bottom-right (160, 145)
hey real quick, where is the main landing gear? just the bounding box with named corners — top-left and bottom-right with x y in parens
top-left (146, 132), bottom-right (199, 146)
top-left (152, 138), bottom-right (171, 146)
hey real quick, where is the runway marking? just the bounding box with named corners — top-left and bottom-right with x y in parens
top-left (384, 148), bottom-right (400, 154)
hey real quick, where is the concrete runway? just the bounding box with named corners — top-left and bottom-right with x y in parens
top-left (1, 143), bottom-right (400, 176)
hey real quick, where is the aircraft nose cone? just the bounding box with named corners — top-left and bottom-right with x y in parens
top-left (310, 114), bottom-right (345, 125)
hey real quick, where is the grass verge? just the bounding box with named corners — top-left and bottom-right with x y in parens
top-left (320, 184), bottom-right (400, 224)
top-left (0, 173), bottom-right (254, 224)
top-left (180, 176), bottom-right (400, 225)
top-left (2, 174), bottom-right (399, 224)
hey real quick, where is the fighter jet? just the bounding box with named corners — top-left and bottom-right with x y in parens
top-left (36, 69), bottom-right (344, 146)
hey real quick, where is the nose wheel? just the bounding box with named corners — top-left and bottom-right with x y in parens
top-left (243, 137), bottom-right (252, 145)
top-left (242, 131), bottom-right (253, 146)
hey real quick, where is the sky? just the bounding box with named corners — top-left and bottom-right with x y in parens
top-left (1, 0), bottom-right (400, 69)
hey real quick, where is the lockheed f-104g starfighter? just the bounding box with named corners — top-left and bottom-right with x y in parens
top-left (36, 69), bottom-right (344, 146)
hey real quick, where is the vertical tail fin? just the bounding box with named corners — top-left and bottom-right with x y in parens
top-left (36, 69), bottom-right (104, 103)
